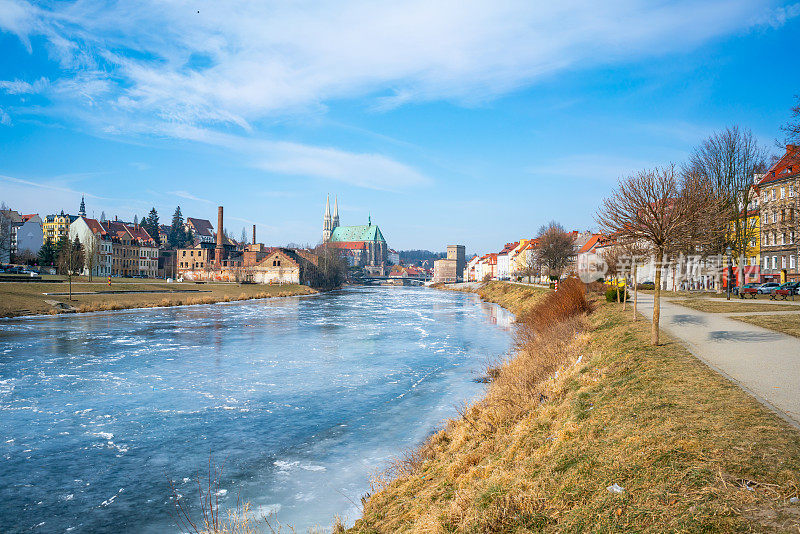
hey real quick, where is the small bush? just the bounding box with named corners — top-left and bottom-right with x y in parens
top-left (518, 276), bottom-right (593, 337)
top-left (638, 282), bottom-right (655, 290)
top-left (605, 288), bottom-right (630, 302)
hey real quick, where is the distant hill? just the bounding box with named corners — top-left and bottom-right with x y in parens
top-left (399, 249), bottom-right (446, 266)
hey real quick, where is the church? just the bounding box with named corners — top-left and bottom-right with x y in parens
top-left (322, 195), bottom-right (388, 273)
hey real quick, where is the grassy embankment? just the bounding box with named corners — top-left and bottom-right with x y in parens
top-left (349, 280), bottom-right (800, 532)
top-left (0, 277), bottom-right (315, 318)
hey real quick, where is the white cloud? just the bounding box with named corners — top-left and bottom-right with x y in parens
top-left (168, 190), bottom-right (212, 204)
top-left (0, 0), bottom-right (785, 190)
top-left (526, 154), bottom-right (658, 183)
top-left (1, 0), bottom-right (777, 125)
top-left (756, 2), bottom-right (800, 28)
top-left (162, 124), bottom-right (429, 190)
top-left (0, 107), bottom-right (10, 125)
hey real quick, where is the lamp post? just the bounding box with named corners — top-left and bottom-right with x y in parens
top-left (726, 245), bottom-right (733, 301)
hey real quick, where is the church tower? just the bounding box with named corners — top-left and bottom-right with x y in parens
top-left (323, 194), bottom-right (332, 243)
top-left (332, 195), bottom-right (339, 229)
top-left (79, 196), bottom-right (86, 217)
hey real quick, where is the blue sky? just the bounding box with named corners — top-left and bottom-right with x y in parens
top-left (1, 1), bottom-right (799, 253)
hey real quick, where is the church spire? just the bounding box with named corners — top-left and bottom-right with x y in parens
top-left (79, 195), bottom-right (86, 217)
top-left (323, 194), bottom-right (333, 243)
top-left (332, 195), bottom-right (339, 228)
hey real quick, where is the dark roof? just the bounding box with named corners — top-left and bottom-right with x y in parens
top-left (186, 217), bottom-right (214, 237)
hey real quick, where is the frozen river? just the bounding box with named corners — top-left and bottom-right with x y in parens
top-left (0, 286), bottom-right (513, 533)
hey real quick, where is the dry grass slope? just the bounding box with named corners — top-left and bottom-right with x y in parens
top-left (0, 281), bottom-right (315, 317)
top-left (350, 280), bottom-right (800, 533)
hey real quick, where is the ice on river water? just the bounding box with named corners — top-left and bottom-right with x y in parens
top-left (0, 286), bottom-right (513, 533)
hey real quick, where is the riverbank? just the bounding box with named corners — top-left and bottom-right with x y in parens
top-left (0, 278), bottom-right (316, 318)
top-left (349, 281), bottom-right (800, 532)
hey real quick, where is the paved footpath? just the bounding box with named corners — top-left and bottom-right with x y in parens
top-left (635, 293), bottom-right (800, 429)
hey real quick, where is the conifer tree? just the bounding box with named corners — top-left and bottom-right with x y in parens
top-left (169, 206), bottom-right (187, 248)
top-left (38, 238), bottom-right (57, 266)
top-left (146, 207), bottom-right (160, 245)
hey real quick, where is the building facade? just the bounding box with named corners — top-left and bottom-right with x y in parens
top-left (757, 145), bottom-right (799, 283)
top-left (322, 195), bottom-right (388, 273)
top-left (43, 212), bottom-right (78, 243)
top-left (69, 217), bottom-right (158, 278)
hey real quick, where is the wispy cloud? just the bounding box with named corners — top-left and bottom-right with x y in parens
top-left (168, 190), bottom-right (212, 204)
top-left (163, 125), bottom-right (429, 190)
top-left (1, 0), bottom-right (781, 126)
top-left (0, 77), bottom-right (48, 94)
top-left (0, 0), bottom-right (789, 192)
top-left (526, 154), bottom-right (658, 183)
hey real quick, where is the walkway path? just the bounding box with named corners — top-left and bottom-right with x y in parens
top-left (635, 293), bottom-right (800, 429)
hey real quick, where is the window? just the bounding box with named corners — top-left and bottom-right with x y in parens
top-left (764, 256), bottom-right (769, 269)
top-left (780, 187), bottom-right (785, 199)
top-left (782, 233), bottom-right (786, 245)
top-left (772, 256), bottom-right (778, 269)
top-left (771, 189), bottom-right (776, 200)
top-left (772, 212), bottom-right (777, 223)
top-left (792, 255), bottom-right (797, 270)
top-left (781, 256), bottom-right (787, 268)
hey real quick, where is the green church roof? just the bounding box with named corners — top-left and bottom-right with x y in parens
top-left (330, 224), bottom-right (386, 243)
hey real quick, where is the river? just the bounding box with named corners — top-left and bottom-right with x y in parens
top-left (0, 286), bottom-right (514, 533)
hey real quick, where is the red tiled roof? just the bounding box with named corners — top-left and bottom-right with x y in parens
top-left (757, 145), bottom-right (799, 186)
top-left (577, 234), bottom-right (603, 254)
top-left (498, 241), bottom-right (519, 255)
top-left (328, 241), bottom-right (366, 250)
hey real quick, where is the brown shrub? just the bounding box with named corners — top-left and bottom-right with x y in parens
top-left (517, 277), bottom-right (593, 338)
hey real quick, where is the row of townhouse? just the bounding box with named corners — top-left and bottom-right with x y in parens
top-left (69, 217), bottom-right (159, 278)
top-left (572, 144), bottom-right (800, 289)
top-left (465, 238), bottom-right (542, 282)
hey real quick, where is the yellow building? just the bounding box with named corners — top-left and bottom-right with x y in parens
top-left (724, 209), bottom-right (760, 283)
top-left (43, 212), bottom-right (78, 243)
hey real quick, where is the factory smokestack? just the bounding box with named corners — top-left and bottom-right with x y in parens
top-left (216, 206), bottom-right (224, 265)
top-left (252, 224), bottom-right (256, 245)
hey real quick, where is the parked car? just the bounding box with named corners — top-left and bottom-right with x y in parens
top-left (774, 281), bottom-right (800, 296)
top-left (757, 282), bottom-right (780, 294)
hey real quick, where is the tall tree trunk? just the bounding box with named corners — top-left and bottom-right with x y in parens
top-left (652, 255), bottom-right (662, 345)
top-left (632, 262), bottom-right (638, 321)
top-left (738, 253), bottom-right (745, 287)
top-left (622, 275), bottom-right (627, 311)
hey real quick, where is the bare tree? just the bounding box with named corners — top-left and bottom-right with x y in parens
top-left (597, 165), bottom-right (712, 345)
top-left (84, 235), bottom-right (100, 281)
top-left (688, 126), bottom-right (766, 288)
top-left (781, 95), bottom-right (800, 147)
top-left (535, 221), bottom-right (573, 280)
top-left (58, 236), bottom-right (85, 301)
top-left (600, 244), bottom-right (626, 306)
top-left (0, 202), bottom-right (13, 263)
top-left (515, 247), bottom-right (539, 283)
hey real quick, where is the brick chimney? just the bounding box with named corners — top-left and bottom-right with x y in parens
top-left (215, 206), bottom-right (224, 265)
top-left (252, 224), bottom-right (256, 245)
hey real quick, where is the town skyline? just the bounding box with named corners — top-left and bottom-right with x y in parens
top-left (1, 1), bottom-right (800, 251)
